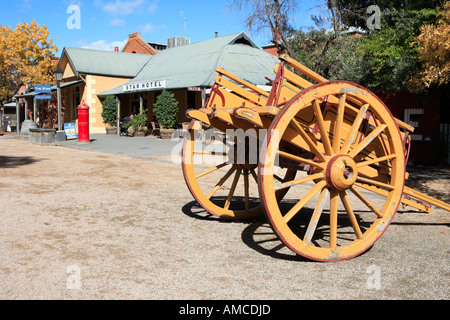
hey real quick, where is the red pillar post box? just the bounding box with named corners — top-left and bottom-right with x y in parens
top-left (77, 101), bottom-right (90, 143)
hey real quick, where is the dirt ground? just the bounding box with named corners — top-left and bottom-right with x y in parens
top-left (0, 137), bottom-right (448, 300)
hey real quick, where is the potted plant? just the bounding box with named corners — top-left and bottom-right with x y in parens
top-left (153, 90), bottom-right (179, 139)
top-left (123, 111), bottom-right (149, 137)
top-left (101, 95), bottom-right (117, 135)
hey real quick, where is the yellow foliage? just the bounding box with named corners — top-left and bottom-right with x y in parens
top-left (409, 1), bottom-right (450, 92)
top-left (0, 20), bottom-right (58, 104)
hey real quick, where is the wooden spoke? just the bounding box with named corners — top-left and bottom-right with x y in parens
top-left (206, 166), bottom-right (237, 200)
top-left (341, 104), bottom-right (369, 154)
top-left (329, 190), bottom-right (339, 249)
top-left (290, 119), bottom-right (326, 162)
top-left (195, 162), bottom-right (229, 179)
top-left (283, 180), bottom-right (327, 224)
top-left (356, 176), bottom-right (395, 191)
top-left (357, 154), bottom-right (397, 169)
top-left (332, 94), bottom-right (346, 154)
top-left (224, 168), bottom-right (242, 210)
top-left (275, 173), bottom-right (324, 191)
top-left (304, 188), bottom-right (330, 245)
top-left (339, 191), bottom-right (364, 240)
top-left (348, 124), bottom-right (387, 158)
top-left (349, 186), bottom-right (383, 218)
top-left (278, 150), bottom-right (325, 169)
top-left (312, 99), bottom-right (333, 156)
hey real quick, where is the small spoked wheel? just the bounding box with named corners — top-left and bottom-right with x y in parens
top-left (259, 81), bottom-right (405, 261)
top-left (182, 120), bottom-right (296, 220)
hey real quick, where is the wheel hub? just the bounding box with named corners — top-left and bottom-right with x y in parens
top-left (325, 155), bottom-right (358, 190)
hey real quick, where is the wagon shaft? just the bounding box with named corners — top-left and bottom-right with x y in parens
top-left (182, 54), bottom-right (450, 261)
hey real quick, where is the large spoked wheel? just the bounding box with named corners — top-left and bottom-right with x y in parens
top-left (259, 81), bottom-right (405, 261)
top-left (182, 120), bottom-right (296, 220)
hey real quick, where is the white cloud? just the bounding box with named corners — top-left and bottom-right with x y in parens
top-left (147, 0), bottom-right (158, 14)
top-left (102, 0), bottom-right (144, 15)
top-left (141, 22), bottom-right (166, 34)
top-left (142, 23), bottom-right (156, 34)
top-left (110, 19), bottom-right (125, 26)
top-left (97, 0), bottom-right (158, 15)
top-left (21, 0), bottom-right (32, 9)
top-left (82, 39), bottom-right (128, 51)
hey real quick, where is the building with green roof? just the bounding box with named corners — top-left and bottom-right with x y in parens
top-left (24, 32), bottom-right (279, 134)
top-left (57, 47), bottom-right (151, 133)
top-left (98, 32), bottom-right (278, 131)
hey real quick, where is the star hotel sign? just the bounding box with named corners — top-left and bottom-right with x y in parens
top-left (123, 80), bottom-right (166, 93)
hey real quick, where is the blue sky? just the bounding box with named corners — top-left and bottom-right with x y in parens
top-left (2, 0), bottom-right (325, 55)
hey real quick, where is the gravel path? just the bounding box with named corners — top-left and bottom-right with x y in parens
top-left (0, 137), bottom-right (448, 300)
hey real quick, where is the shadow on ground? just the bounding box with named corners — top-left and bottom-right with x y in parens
top-left (405, 164), bottom-right (450, 204)
top-left (0, 155), bottom-right (40, 169)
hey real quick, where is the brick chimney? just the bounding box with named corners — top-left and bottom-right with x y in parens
top-left (129, 32), bottom-right (141, 39)
top-left (122, 32), bottom-right (158, 55)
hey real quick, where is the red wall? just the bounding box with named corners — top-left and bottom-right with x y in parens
top-left (377, 91), bottom-right (441, 164)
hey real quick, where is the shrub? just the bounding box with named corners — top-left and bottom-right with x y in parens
top-left (153, 90), bottom-right (179, 129)
top-left (124, 111), bottom-right (149, 136)
top-left (101, 95), bottom-right (117, 127)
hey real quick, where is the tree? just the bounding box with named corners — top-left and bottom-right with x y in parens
top-left (153, 90), bottom-right (179, 129)
top-left (290, 1), bottom-right (441, 92)
top-left (227, 0), bottom-right (299, 56)
top-left (330, 0), bottom-right (444, 30)
top-left (289, 0), bottom-right (444, 92)
top-left (290, 29), bottom-right (369, 83)
top-left (302, 0), bottom-right (369, 73)
top-left (408, 1), bottom-right (450, 92)
top-left (360, 7), bottom-right (441, 92)
top-left (310, 0), bottom-right (346, 73)
top-left (0, 20), bottom-right (58, 106)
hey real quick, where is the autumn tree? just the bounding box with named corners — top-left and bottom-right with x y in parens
top-left (227, 0), bottom-right (299, 56)
top-left (408, 1), bottom-right (450, 93)
top-left (0, 20), bottom-right (58, 106)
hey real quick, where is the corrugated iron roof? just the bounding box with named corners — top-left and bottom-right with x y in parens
top-left (99, 32), bottom-right (279, 96)
top-left (61, 47), bottom-right (152, 78)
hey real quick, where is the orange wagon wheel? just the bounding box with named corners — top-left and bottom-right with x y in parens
top-left (258, 81), bottom-right (406, 261)
top-left (182, 120), bottom-right (296, 220)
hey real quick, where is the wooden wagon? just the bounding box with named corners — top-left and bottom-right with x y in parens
top-left (181, 54), bottom-right (450, 262)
